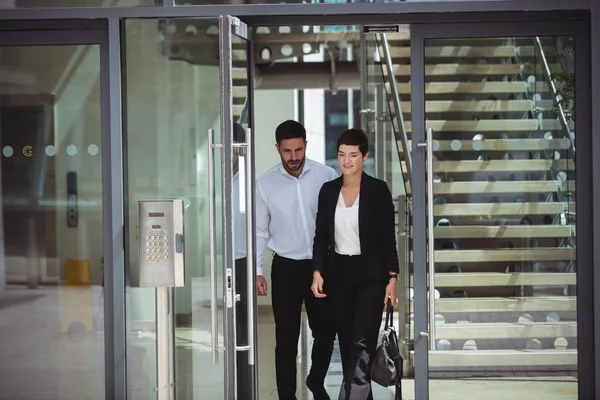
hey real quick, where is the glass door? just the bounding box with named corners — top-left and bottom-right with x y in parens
top-left (123, 15), bottom-right (256, 400)
top-left (0, 26), bottom-right (108, 399)
top-left (411, 20), bottom-right (591, 400)
top-left (221, 15), bottom-right (258, 400)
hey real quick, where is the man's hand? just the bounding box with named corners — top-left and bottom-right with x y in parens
top-left (257, 275), bottom-right (268, 296)
top-left (311, 271), bottom-right (327, 298)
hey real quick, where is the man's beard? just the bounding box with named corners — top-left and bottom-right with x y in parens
top-left (282, 156), bottom-right (305, 174)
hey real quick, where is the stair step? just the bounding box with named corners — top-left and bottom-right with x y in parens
top-left (392, 99), bottom-right (551, 114)
top-left (427, 296), bottom-right (576, 313)
top-left (430, 180), bottom-right (574, 194)
top-left (389, 45), bottom-right (536, 59)
top-left (232, 68), bottom-right (247, 80)
top-left (392, 81), bottom-right (549, 95)
top-left (400, 139), bottom-right (571, 152)
top-left (430, 202), bottom-right (566, 216)
top-left (390, 100), bottom-right (552, 114)
top-left (433, 160), bottom-right (573, 173)
top-left (399, 119), bottom-right (570, 133)
top-left (433, 248), bottom-right (575, 263)
top-left (411, 272), bottom-right (576, 287)
top-left (233, 86), bottom-right (248, 97)
top-left (402, 180), bottom-right (575, 197)
top-left (419, 350), bottom-right (577, 367)
top-left (386, 63), bottom-right (556, 77)
top-left (400, 160), bottom-right (574, 173)
top-left (433, 225), bottom-right (571, 239)
top-left (413, 322), bottom-right (577, 340)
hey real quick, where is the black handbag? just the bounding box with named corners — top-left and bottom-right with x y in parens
top-left (370, 299), bottom-right (403, 399)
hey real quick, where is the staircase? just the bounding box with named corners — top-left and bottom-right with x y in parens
top-left (374, 31), bottom-right (577, 375)
top-left (160, 20), bottom-right (578, 376)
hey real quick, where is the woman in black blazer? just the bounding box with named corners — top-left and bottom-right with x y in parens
top-left (311, 128), bottom-right (400, 400)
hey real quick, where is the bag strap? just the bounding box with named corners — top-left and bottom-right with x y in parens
top-left (385, 298), bottom-right (394, 329)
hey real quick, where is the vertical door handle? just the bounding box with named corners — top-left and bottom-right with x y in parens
top-left (424, 128), bottom-right (437, 351)
top-left (208, 128), bottom-right (220, 364)
top-left (232, 131), bottom-right (256, 365)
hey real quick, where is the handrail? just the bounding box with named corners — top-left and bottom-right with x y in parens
top-left (380, 33), bottom-right (413, 184)
top-left (237, 97), bottom-right (249, 124)
top-left (532, 37), bottom-right (576, 250)
top-left (534, 37), bottom-right (575, 157)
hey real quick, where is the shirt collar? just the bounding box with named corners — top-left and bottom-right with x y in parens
top-left (278, 158), bottom-right (312, 178)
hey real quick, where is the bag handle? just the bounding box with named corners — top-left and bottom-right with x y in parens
top-left (384, 298), bottom-right (395, 330)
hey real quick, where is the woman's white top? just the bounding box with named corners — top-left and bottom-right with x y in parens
top-left (334, 191), bottom-right (361, 255)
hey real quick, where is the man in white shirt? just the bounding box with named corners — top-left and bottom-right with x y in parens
top-left (256, 120), bottom-right (338, 400)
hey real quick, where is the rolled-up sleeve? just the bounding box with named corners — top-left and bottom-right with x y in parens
top-left (255, 182), bottom-right (270, 276)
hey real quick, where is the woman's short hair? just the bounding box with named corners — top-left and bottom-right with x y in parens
top-left (336, 128), bottom-right (369, 156)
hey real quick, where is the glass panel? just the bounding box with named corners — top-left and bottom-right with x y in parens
top-left (424, 35), bottom-right (577, 398)
top-left (361, 29), bottom-right (415, 400)
top-left (230, 30), bottom-right (256, 397)
top-left (0, 44), bottom-right (104, 399)
top-left (123, 18), bottom-right (225, 399)
top-left (364, 29), bottom-right (413, 379)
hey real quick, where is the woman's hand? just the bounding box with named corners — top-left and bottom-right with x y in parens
top-left (311, 271), bottom-right (327, 298)
top-left (384, 277), bottom-right (398, 305)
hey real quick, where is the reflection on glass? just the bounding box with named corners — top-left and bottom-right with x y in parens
top-left (0, 45), bottom-right (104, 399)
top-left (123, 18), bottom-right (224, 399)
top-left (424, 36), bottom-right (577, 398)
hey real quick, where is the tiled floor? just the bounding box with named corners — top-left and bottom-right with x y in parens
top-left (0, 285), bottom-right (579, 399)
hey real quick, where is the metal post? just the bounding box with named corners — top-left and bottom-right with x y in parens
top-left (156, 286), bottom-right (174, 400)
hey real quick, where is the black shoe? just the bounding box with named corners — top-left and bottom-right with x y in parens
top-left (306, 378), bottom-right (331, 400)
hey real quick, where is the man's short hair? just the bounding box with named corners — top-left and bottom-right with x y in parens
top-left (275, 120), bottom-right (306, 145)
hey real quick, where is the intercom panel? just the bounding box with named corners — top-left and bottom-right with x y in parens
top-left (138, 199), bottom-right (185, 287)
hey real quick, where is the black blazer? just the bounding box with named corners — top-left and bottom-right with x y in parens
top-left (312, 172), bottom-right (400, 280)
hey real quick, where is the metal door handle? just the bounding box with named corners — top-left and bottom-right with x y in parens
top-left (232, 130), bottom-right (256, 366)
top-left (208, 128), bottom-right (220, 364)
top-left (245, 129), bottom-right (256, 366)
top-left (425, 128), bottom-right (436, 351)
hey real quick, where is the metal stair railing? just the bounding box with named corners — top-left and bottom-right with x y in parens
top-left (378, 32), bottom-right (413, 188)
top-left (534, 36), bottom-right (575, 159)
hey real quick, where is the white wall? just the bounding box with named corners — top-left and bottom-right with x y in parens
top-left (304, 89), bottom-right (326, 164)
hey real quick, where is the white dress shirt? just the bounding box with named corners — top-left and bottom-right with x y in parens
top-left (233, 171), bottom-right (247, 260)
top-left (334, 192), bottom-right (361, 256)
top-left (255, 158), bottom-right (338, 275)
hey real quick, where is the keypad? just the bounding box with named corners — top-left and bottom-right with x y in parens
top-left (145, 232), bottom-right (169, 262)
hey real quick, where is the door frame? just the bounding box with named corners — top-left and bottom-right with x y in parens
top-left (1, 6), bottom-right (597, 400)
top-left (410, 19), bottom-right (592, 400)
top-left (0, 20), bottom-right (126, 400)
top-left (220, 15), bottom-right (259, 399)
